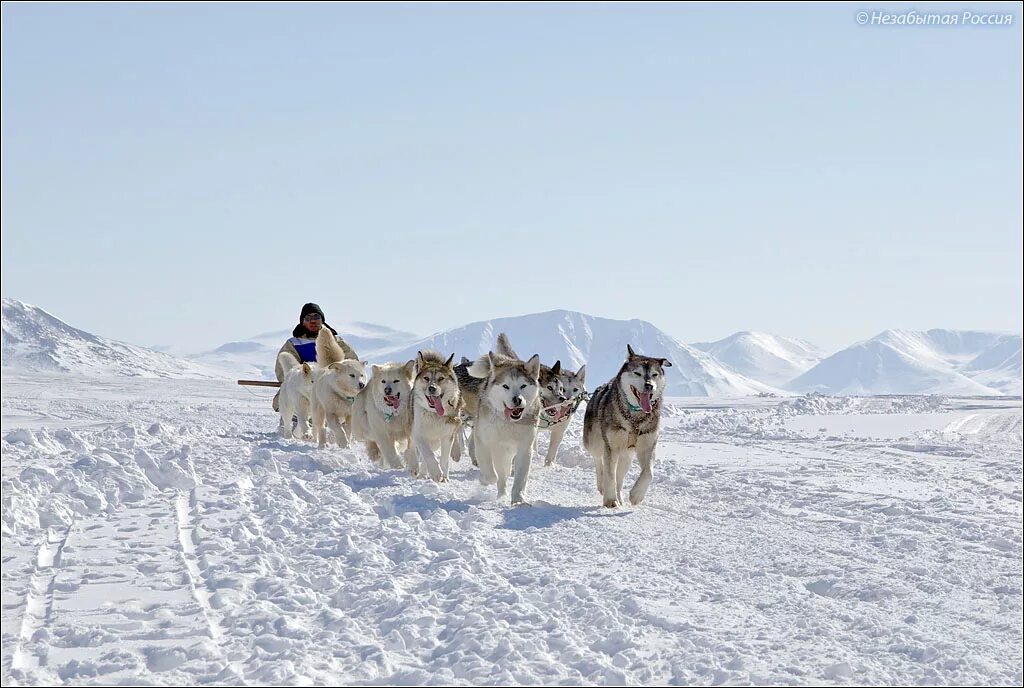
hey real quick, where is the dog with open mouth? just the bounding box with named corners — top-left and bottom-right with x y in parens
top-left (492, 332), bottom-right (586, 467)
top-left (410, 350), bottom-right (463, 482)
top-left (350, 359), bottom-right (417, 471)
top-left (466, 349), bottom-right (542, 505)
top-left (583, 344), bottom-right (672, 508)
top-left (455, 332), bottom-right (570, 467)
top-left (543, 363), bottom-right (586, 465)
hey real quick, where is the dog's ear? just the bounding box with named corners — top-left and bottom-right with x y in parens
top-left (443, 353), bottom-right (455, 370)
top-left (467, 353), bottom-right (492, 379)
top-left (403, 359), bottom-right (417, 380)
top-left (414, 351), bottom-right (425, 375)
top-left (659, 358), bottom-right (673, 368)
top-left (371, 364), bottom-right (382, 377)
top-left (550, 360), bottom-right (561, 375)
top-left (302, 362), bottom-right (312, 375)
top-left (576, 364), bottom-right (586, 385)
top-left (524, 354), bottom-right (541, 381)
top-left (627, 344), bottom-right (638, 359)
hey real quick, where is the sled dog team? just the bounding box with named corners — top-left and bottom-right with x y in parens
top-left (277, 329), bottom-right (672, 508)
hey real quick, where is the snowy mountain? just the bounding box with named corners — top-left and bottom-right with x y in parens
top-left (788, 329), bottom-right (1021, 396)
top-left (691, 331), bottom-right (826, 387)
top-left (962, 334), bottom-right (1022, 395)
top-left (193, 322), bottom-right (421, 379)
top-left (7, 298), bottom-right (1017, 396)
top-left (1, 298), bottom-right (224, 379)
top-left (375, 309), bottom-right (782, 397)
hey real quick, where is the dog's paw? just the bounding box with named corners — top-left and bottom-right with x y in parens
top-left (602, 498), bottom-right (620, 509)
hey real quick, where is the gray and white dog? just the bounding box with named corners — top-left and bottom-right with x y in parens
top-left (466, 349), bottom-right (542, 505)
top-left (493, 333), bottom-right (586, 466)
top-left (583, 345), bottom-right (672, 508)
top-left (454, 333), bottom-right (575, 466)
top-left (410, 350), bottom-right (463, 482)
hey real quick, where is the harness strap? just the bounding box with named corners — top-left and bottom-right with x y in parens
top-left (537, 393), bottom-right (589, 428)
top-left (462, 391), bottom-right (591, 430)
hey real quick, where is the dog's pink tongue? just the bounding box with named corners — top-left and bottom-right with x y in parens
top-left (428, 395), bottom-right (445, 417)
top-left (639, 392), bottom-right (653, 413)
top-left (385, 395), bottom-right (400, 409)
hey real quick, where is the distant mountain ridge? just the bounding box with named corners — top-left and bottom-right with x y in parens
top-left (376, 310), bottom-right (782, 397)
top-left (691, 331), bottom-right (826, 387)
top-left (4, 298), bottom-right (1019, 396)
top-left (1, 298), bottom-right (224, 379)
top-left (190, 322), bottom-right (422, 379)
top-left (788, 329), bottom-right (1020, 396)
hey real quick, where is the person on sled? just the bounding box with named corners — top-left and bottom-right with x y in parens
top-left (272, 302), bottom-right (358, 411)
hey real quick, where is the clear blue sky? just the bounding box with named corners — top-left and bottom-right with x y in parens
top-left (3, 3), bottom-right (1021, 353)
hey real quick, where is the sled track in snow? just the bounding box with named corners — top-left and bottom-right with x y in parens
top-left (174, 489), bottom-right (246, 679)
top-left (10, 524), bottom-right (73, 673)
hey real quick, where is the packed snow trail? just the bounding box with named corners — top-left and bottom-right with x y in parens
top-left (2, 376), bottom-right (1021, 685)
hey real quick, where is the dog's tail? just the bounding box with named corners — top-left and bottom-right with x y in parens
top-left (316, 326), bottom-right (347, 366)
top-left (495, 332), bottom-right (518, 359)
top-left (277, 351), bottom-right (301, 375)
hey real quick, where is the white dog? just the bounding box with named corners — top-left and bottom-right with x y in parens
top-left (311, 328), bottom-right (367, 448)
top-left (277, 353), bottom-right (317, 439)
top-left (467, 351), bottom-right (542, 504)
top-left (351, 359), bottom-right (417, 471)
top-left (492, 333), bottom-right (587, 467)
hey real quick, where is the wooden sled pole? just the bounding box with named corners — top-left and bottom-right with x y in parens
top-left (237, 380), bottom-right (281, 388)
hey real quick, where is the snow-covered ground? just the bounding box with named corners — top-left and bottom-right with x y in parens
top-left (2, 374), bottom-right (1021, 685)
